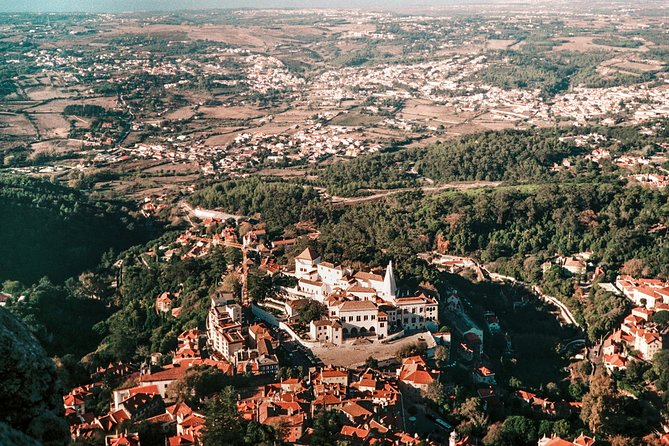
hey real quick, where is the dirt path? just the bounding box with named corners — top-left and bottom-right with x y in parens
top-left (329, 181), bottom-right (501, 205)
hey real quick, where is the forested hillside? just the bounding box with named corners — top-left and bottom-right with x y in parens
top-left (316, 150), bottom-right (418, 196)
top-left (415, 130), bottom-right (578, 182)
top-left (190, 177), bottom-right (321, 233)
top-left (314, 129), bottom-right (581, 196)
top-left (0, 175), bottom-right (151, 284)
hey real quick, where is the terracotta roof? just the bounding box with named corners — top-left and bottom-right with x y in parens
top-left (64, 394), bottom-right (84, 406)
top-left (140, 365), bottom-right (189, 383)
top-left (347, 285), bottom-right (376, 294)
top-left (354, 271), bottom-right (384, 282)
top-left (339, 300), bottom-right (377, 312)
top-left (180, 413), bottom-right (206, 428)
top-left (544, 438), bottom-right (578, 446)
top-left (296, 247), bottom-right (319, 261)
top-left (145, 412), bottom-right (175, 424)
top-left (341, 401), bottom-right (372, 418)
top-left (340, 425), bottom-right (370, 439)
top-left (573, 434), bottom-right (595, 446)
top-left (156, 291), bottom-right (174, 303)
top-left (402, 370), bottom-right (435, 385)
top-left (321, 369), bottom-right (348, 378)
top-left (168, 434), bottom-right (195, 446)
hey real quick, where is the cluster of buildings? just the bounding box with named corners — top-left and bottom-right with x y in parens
top-left (228, 123), bottom-right (382, 164)
top-left (63, 339), bottom-right (453, 445)
top-left (205, 293), bottom-right (281, 375)
top-left (631, 173), bottom-right (669, 188)
top-left (281, 248), bottom-right (439, 344)
top-left (63, 328), bottom-right (233, 444)
top-left (514, 390), bottom-right (583, 420)
top-left (243, 54), bottom-right (305, 95)
top-left (235, 360), bottom-right (452, 445)
top-left (598, 276), bottom-right (669, 371)
top-left (92, 117), bottom-right (384, 176)
top-left (615, 275), bottom-right (669, 310)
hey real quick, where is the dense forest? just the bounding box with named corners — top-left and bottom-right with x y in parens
top-left (414, 130), bottom-right (579, 182)
top-left (314, 121), bottom-right (669, 198)
top-left (0, 175), bottom-right (152, 284)
top-left (314, 128), bottom-right (581, 195)
top-left (315, 150), bottom-right (418, 196)
top-left (190, 177), bottom-right (321, 233)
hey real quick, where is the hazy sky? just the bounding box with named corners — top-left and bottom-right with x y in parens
top-left (0, 0), bottom-right (461, 13)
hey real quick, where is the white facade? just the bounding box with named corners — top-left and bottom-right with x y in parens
top-left (288, 248), bottom-right (437, 340)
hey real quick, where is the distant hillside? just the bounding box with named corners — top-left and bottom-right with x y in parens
top-left (0, 175), bottom-right (151, 284)
top-left (314, 128), bottom-right (580, 196)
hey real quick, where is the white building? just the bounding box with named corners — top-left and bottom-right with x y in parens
top-left (206, 295), bottom-right (244, 363)
top-left (288, 248), bottom-right (438, 340)
top-left (310, 319), bottom-right (343, 345)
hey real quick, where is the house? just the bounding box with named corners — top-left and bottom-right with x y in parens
top-left (139, 365), bottom-right (190, 399)
top-left (64, 394), bottom-right (86, 417)
top-left (236, 351), bottom-right (280, 375)
top-left (559, 257), bottom-right (587, 276)
top-left (156, 292), bottom-right (175, 313)
top-left (603, 354), bottom-right (628, 372)
top-left (112, 385), bottom-right (160, 410)
top-left (394, 293), bottom-right (439, 331)
top-left (538, 434), bottom-right (596, 446)
top-left (634, 329), bottom-right (663, 359)
top-left (319, 367), bottom-right (349, 386)
top-left (105, 433), bottom-right (141, 446)
top-left (0, 292), bottom-right (11, 306)
top-left (397, 356), bottom-right (439, 398)
top-left (472, 365), bottom-right (496, 385)
top-left (119, 392), bottom-right (165, 421)
top-left (310, 318), bottom-right (343, 345)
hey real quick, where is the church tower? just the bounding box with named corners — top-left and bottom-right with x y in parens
top-left (383, 261), bottom-right (397, 298)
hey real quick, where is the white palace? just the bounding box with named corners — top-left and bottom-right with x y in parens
top-left (284, 247), bottom-right (439, 344)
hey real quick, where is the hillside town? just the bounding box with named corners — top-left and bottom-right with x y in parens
top-left (53, 207), bottom-right (669, 445)
top-left (3, 4), bottom-right (669, 446)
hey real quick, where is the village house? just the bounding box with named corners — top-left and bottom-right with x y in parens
top-left (397, 356), bottom-right (440, 399)
top-left (155, 291), bottom-right (176, 313)
top-left (472, 365), bottom-right (496, 385)
top-left (538, 434), bottom-right (596, 446)
top-left (309, 318), bottom-right (343, 345)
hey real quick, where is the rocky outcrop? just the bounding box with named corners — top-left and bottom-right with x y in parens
top-left (0, 307), bottom-right (69, 445)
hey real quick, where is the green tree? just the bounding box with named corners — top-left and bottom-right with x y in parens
top-left (309, 411), bottom-right (341, 446)
top-left (298, 300), bottom-right (326, 324)
top-left (364, 356), bottom-right (379, 370)
top-left (501, 416), bottom-right (537, 446)
top-left (202, 387), bottom-right (245, 445)
top-left (434, 345), bottom-right (449, 368)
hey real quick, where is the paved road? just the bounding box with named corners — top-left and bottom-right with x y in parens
top-left (532, 285), bottom-right (581, 327)
top-left (485, 270), bottom-right (581, 328)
